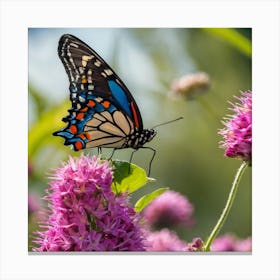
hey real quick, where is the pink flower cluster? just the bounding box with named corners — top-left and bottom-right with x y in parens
top-left (219, 91), bottom-right (252, 162)
top-left (143, 228), bottom-right (204, 252)
top-left (170, 72), bottom-right (210, 100)
top-left (145, 229), bottom-right (189, 252)
top-left (143, 190), bottom-right (194, 229)
top-left (142, 190), bottom-right (200, 251)
top-left (32, 153), bottom-right (252, 252)
top-left (33, 155), bottom-right (145, 251)
top-left (211, 234), bottom-right (252, 252)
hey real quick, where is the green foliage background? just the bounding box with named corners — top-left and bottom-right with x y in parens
top-left (28, 28), bottom-right (252, 250)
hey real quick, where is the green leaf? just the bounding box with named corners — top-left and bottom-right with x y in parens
top-left (29, 84), bottom-right (51, 117)
top-left (202, 28), bottom-right (252, 57)
top-left (28, 101), bottom-right (71, 158)
top-left (111, 160), bottom-right (149, 194)
top-left (134, 187), bottom-right (169, 213)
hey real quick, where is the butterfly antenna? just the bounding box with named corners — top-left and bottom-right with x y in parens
top-left (152, 117), bottom-right (183, 129)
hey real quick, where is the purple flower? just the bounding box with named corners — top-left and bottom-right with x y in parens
top-left (235, 236), bottom-right (252, 252)
top-left (145, 229), bottom-right (188, 252)
top-left (211, 234), bottom-right (252, 252)
top-left (143, 190), bottom-right (194, 229)
top-left (185, 237), bottom-right (204, 252)
top-left (170, 72), bottom-right (210, 100)
top-left (33, 154), bottom-right (145, 251)
top-left (219, 90), bottom-right (252, 162)
top-left (211, 234), bottom-right (236, 251)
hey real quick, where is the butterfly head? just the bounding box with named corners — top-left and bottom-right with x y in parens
top-left (139, 128), bottom-right (157, 146)
top-left (146, 128), bottom-right (157, 143)
top-left (128, 128), bottom-right (156, 149)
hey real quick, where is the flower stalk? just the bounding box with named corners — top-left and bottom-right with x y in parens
top-left (204, 161), bottom-right (248, 251)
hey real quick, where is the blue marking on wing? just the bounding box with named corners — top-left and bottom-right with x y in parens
top-left (67, 137), bottom-right (87, 146)
top-left (55, 130), bottom-right (74, 139)
top-left (108, 80), bottom-right (132, 118)
top-left (70, 84), bottom-right (78, 93)
top-left (92, 101), bottom-right (104, 113)
top-left (107, 104), bottom-right (116, 113)
top-left (56, 94), bottom-right (120, 145)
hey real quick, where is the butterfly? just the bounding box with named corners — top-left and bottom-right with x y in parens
top-left (53, 34), bottom-right (157, 173)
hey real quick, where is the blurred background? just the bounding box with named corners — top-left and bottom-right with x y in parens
top-left (28, 28), bottom-right (252, 250)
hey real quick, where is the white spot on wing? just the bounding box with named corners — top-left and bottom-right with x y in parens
top-left (70, 43), bottom-right (79, 48)
top-left (82, 55), bottom-right (93, 61)
top-left (94, 60), bottom-right (101, 67)
top-left (104, 69), bottom-right (113, 76)
top-left (75, 74), bottom-right (80, 82)
top-left (82, 55), bottom-right (93, 67)
top-left (95, 97), bottom-right (103, 102)
top-left (79, 96), bottom-right (86, 103)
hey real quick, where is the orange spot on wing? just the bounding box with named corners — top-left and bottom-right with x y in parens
top-left (87, 100), bottom-right (96, 107)
top-left (81, 75), bottom-right (87, 84)
top-left (74, 141), bottom-right (83, 150)
top-left (76, 113), bottom-right (84, 120)
top-left (70, 125), bottom-right (77, 134)
top-left (102, 100), bottom-right (110, 108)
top-left (77, 133), bottom-right (85, 140)
top-left (130, 102), bottom-right (139, 128)
top-left (80, 107), bottom-right (88, 112)
top-left (77, 132), bottom-right (90, 140)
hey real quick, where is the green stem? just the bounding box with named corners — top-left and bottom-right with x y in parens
top-left (204, 161), bottom-right (248, 251)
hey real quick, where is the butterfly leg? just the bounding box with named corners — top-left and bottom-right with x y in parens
top-left (140, 147), bottom-right (156, 177)
top-left (109, 148), bottom-right (116, 160)
top-left (128, 149), bottom-right (137, 174)
top-left (98, 147), bottom-right (102, 156)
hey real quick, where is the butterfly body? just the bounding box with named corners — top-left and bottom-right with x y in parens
top-left (53, 34), bottom-right (156, 152)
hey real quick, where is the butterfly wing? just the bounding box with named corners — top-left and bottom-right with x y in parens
top-left (54, 34), bottom-right (143, 150)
